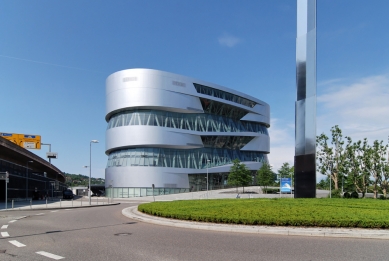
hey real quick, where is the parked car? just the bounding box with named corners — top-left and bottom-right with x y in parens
top-left (63, 189), bottom-right (74, 199)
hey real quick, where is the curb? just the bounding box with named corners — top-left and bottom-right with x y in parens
top-left (122, 206), bottom-right (389, 240)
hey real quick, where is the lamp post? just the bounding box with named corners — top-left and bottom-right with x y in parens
top-left (89, 140), bottom-right (99, 205)
top-left (206, 159), bottom-right (210, 199)
top-left (83, 166), bottom-right (89, 197)
top-left (26, 161), bottom-right (33, 199)
top-left (41, 143), bottom-right (52, 164)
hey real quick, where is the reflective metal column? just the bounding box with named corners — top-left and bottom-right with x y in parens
top-left (294, 0), bottom-right (317, 198)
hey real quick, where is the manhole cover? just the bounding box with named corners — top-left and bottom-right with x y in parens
top-left (114, 233), bottom-right (132, 236)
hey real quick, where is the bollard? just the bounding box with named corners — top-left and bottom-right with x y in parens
top-left (12, 200), bottom-right (14, 210)
top-left (72, 199), bottom-right (73, 207)
top-left (81, 197), bottom-right (82, 206)
top-left (30, 200), bottom-right (32, 209)
top-left (60, 199), bottom-right (62, 208)
top-left (97, 197), bottom-right (98, 205)
top-left (46, 199), bottom-right (48, 208)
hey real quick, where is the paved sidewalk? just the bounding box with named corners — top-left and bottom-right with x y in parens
top-left (0, 197), bottom-right (118, 211)
top-left (122, 206), bottom-right (389, 240)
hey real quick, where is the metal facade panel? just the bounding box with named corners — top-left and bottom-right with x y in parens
top-left (105, 126), bottom-right (204, 153)
top-left (240, 135), bottom-right (270, 153)
top-left (105, 69), bottom-right (271, 190)
top-left (295, 0), bottom-right (316, 197)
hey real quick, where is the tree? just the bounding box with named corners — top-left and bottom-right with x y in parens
top-left (257, 162), bottom-right (274, 193)
top-left (316, 125), bottom-right (347, 190)
top-left (228, 159), bottom-right (252, 193)
top-left (317, 178), bottom-right (330, 190)
top-left (277, 162), bottom-right (294, 183)
top-left (382, 163), bottom-right (389, 198)
top-left (363, 140), bottom-right (388, 198)
top-left (344, 138), bottom-right (370, 198)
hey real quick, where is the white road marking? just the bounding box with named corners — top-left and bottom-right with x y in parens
top-left (51, 210), bottom-right (59, 213)
top-left (16, 216), bottom-right (27, 219)
top-left (1, 232), bottom-right (10, 237)
top-left (64, 209), bottom-right (71, 211)
top-left (35, 213), bottom-right (44, 216)
top-left (36, 251), bottom-right (65, 260)
top-left (9, 220), bottom-right (17, 223)
top-left (1, 225), bottom-right (8, 229)
top-left (9, 240), bottom-right (26, 247)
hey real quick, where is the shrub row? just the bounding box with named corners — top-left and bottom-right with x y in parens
top-left (138, 198), bottom-right (389, 228)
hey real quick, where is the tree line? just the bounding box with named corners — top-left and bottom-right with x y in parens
top-left (228, 125), bottom-right (389, 199)
top-left (227, 159), bottom-right (294, 194)
top-left (65, 173), bottom-right (105, 187)
top-left (317, 125), bottom-right (389, 199)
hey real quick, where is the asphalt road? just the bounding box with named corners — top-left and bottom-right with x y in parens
top-left (1, 202), bottom-right (388, 261)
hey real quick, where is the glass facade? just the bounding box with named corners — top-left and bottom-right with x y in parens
top-left (107, 147), bottom-right (266, 169)
top-left (200, 98), bottom-right (248, 121)
top-left (107, 109), bottom-right (268, 135)
top-left (105, 187), bottom-right (189, 198)
top-left (194, 83), bottom-right (257, 108)
top-left (201, 136), bottom-right (254, 150)
top-left (188, 171), bottom-right (257, 192)
top-left (0, 159), bottom-right (66, 199)
top-left (104, 171), bottom-right (259, 198)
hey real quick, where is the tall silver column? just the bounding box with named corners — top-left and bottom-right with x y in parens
top-left (294, 0), bottom-right (316, 198)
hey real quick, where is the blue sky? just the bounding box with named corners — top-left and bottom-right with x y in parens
top-left (1, 0), bottom-right (388, 179)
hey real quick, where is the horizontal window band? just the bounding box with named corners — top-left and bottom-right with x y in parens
top-left (107, 147), bottom-right (266, 169)
top-left (107, 109), bottom-right (268, 135)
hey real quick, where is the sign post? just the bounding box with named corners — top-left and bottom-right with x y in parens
top-left (0, 172), bottom-right (9, 209)
top-left (281, 178), bottom-right (292, 194)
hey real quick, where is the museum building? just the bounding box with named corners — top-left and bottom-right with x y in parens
top-left (105, 69), bottom-right (270, 198)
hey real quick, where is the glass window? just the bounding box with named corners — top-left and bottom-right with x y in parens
top-left (107, 147), bottom-right (265, 169)
top-left (107, 109), bottom-right (268, 135)
top-left (193, 83), bottom-right (257, 108)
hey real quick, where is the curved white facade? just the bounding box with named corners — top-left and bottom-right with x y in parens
top-left (105, 69), bottom-right (270, 196)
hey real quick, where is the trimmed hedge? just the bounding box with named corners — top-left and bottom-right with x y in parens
top-left (262, 188), bottom-right (279, 194)
top-left (138, 198), bottom-right (389, 228)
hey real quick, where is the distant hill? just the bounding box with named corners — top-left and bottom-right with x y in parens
top-left (64, 173), bottom-right (105, 187)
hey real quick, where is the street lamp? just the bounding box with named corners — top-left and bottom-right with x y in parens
top-left (89, 140), bottom-right (99, 205)
top-left (83, 166), bottom-right (89, 197)
top-left (206, 159), bottom-right (210, 199)
top-left (26, 161), bottom-right (33, 199)
top-left (41, 143), bottom-right (52, 164)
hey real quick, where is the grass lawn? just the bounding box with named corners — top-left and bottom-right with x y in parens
top-left (138, 198), bottom-right (389, 228)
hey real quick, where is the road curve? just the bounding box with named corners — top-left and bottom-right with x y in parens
top-left (0, 203), bottom-right (388, 261)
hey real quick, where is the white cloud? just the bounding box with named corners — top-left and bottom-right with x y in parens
top-left (317, 74), bottom-right (389, 142)
top-left (268, 118), bottom-right (295, 171)
top-left (218, 33), bottom-right (242, 47)
top-left (268, 73), bottom-right (389, 177)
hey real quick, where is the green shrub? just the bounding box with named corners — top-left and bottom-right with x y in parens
top-left (379, 195), bottom-right (387, 200)
top-left (138, 198), bottom-right (389, 228)
top-left (350, 191), bottom-right (359, 199)
top-left (263, 188), bottom-right (279, 194)
top-left (330, 189), bottom-right (341, 198)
